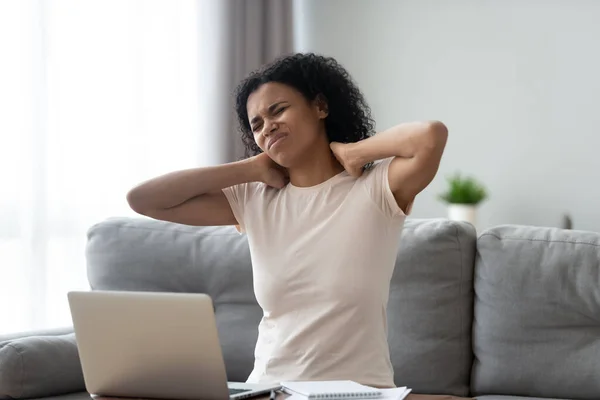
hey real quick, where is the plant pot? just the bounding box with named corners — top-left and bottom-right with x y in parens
top-left (447, 204), bottom-right (477, 226)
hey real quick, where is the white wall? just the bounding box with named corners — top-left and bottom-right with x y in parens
top-left (293, 0), bottom-right (600, 232)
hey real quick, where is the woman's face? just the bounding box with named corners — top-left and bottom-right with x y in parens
top-left (246, 82), bottom-right (328, 167)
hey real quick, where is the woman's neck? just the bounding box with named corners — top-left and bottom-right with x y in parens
top-left (287, 143), bottom-right (345, 188)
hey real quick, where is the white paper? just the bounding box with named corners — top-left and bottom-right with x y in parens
top-left (283, 386), bottom-right (411, 400)
top-left (281, 380), bottom-right (381, 396)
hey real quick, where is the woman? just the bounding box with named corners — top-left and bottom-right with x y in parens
top-left (126, 53), bottom-right (448, 388)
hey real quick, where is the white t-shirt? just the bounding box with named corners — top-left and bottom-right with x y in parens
top-left (221, 157), bottom-right (409, 388)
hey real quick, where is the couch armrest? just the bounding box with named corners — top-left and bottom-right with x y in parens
top-left (0, 328), bottom-right (84, 399)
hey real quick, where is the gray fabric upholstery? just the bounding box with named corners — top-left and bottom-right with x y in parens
top-left (472, 225), bottom-right (600, 400)
top-left (85, 217), bottom-right (263, 383)
top-left (86, 217), bottom-right (476, 396)
top-left (0, 334), bottom-right (84, 399)
top-left (388, 219), bottom-right (475, 396)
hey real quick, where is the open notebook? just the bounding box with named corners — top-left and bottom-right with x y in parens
top-left (280, 380), bottom-right (411, 400)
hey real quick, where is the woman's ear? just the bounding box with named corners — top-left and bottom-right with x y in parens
top-left (314, 94), bottom-right (329, 119)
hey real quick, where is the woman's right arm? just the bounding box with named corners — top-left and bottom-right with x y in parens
top-left (126, 154), bottom-right (285, 227)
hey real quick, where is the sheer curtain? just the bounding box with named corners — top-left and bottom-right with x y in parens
top-left (0, 0), bottom-right (293, 335)
top-left (0, 0), bottom-right (203, 335)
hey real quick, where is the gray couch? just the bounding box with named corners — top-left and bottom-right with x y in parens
top-left (1, 217), bottom-right (599, 400)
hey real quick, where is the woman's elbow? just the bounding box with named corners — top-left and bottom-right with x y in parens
top-left (424, 120), bottom-right (448, 150)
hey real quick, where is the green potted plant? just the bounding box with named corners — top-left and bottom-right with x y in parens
top-left (438, 172), bottom-right (488, 226)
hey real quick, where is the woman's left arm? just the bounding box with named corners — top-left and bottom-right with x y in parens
top-left (330, 121), bottom-right (448, 212)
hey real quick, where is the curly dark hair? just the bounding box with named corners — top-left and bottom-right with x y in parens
top-left (234, 52), bottom-right (375, 158)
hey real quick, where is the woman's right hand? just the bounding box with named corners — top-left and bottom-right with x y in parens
top-left (251, 152), bottom-right (289, 188)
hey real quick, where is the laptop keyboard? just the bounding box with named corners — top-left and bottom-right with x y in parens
top-left (229, 388), bottom-right (251, 395)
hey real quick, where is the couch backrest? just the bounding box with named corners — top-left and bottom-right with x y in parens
top-left (86, 217), bottom-right (476, 396)
top-left (388, 219), bottom-right (475, 396)
top-left (472, 224), bottom-right (600, 400)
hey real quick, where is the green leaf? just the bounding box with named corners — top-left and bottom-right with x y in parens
top-left (438, 172), bottom-right (488, 205)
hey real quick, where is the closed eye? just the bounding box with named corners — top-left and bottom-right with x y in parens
top-left (250, 104), bottom-right (287, 132)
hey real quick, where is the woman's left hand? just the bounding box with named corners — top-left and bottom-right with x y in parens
top-left (330, 142), bottom-right (364, 178)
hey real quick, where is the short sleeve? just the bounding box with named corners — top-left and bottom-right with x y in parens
top-left (361, 157), bottom-right (413, 219)
top-left (221, 183), bottom-right (253, 234)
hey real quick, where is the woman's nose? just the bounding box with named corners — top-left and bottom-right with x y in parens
top-left (264, 120), bottom-right (279, 136)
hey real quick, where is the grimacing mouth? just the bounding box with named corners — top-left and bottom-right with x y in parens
top-left (267, 132), bottom-right (287, 150)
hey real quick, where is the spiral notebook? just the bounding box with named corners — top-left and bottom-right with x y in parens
top-left (280, 380), bottom-right (383, 399)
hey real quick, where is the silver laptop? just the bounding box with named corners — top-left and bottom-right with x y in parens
top-left (67, 290), bottom-right (280, 400)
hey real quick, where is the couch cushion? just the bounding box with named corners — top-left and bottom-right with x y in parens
top-left (472, 225), bottom-right (600, 400)
top-left (389, 219), bottom-right (476, 396)
top-left (0, 333), bottom-right (85, 399)
top-left (86, 217), bottom-right (262, 382)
